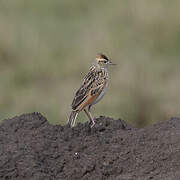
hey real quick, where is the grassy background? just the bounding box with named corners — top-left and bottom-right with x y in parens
top-left (0, 0), bottom-right (180, 127)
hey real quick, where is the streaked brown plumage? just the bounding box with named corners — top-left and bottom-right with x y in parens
top-left (68, 53), bottom-right (116, 127)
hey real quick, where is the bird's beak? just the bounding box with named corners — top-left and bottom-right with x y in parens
top-left (108, 60), bottom-right (117, 66)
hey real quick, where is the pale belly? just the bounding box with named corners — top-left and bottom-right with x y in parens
top-left (91, 81), bottom-right (108, 105)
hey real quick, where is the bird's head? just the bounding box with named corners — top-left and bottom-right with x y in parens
top-left (96, 53), bottom-right (116, 68)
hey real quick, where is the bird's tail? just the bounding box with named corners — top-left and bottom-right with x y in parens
top-left (67, 111), bottom-right (78, 127)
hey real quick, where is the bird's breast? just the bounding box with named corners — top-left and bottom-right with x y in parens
top-left (91, 79), bottom-right (109, 105)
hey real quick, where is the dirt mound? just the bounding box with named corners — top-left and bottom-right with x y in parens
top-left (0, 113), bottom-right (180, 180)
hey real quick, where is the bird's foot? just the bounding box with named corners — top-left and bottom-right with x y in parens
top-left (89, 118), bottom-right (96, 128)
top-left (90, 121), bottom-right (95, 128)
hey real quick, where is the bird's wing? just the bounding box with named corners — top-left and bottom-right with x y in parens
top-left (71, 66), bottom-right (106, 111)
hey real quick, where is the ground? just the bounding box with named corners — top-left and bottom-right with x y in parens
top-left (0, 113), bottom-right (180, 180)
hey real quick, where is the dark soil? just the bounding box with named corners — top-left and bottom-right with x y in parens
top-left (0, 113), bottom-right (180, 180)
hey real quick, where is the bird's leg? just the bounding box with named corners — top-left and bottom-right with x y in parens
top-left (84, 107), bottom-right (95, 128)
top-left (88, 105), bottom-right (91, 112)
top-left (88, 105), bottom-right (96, 127)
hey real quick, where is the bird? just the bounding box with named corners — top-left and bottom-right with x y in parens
top-left (68, 53), bottom-right (116, 128)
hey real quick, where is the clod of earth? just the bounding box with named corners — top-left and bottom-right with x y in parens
top-left (0, 113), bottom-right (180, 179)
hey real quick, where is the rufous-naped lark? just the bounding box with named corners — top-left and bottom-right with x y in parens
top-left (68, 53), bottom-right (116, 127)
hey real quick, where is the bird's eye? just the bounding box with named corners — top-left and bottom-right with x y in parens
top-left (103, 60), bottom-right (108, 64)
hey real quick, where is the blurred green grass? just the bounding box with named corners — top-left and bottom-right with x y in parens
top-left (0, 0), bottom-right (180, 127)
